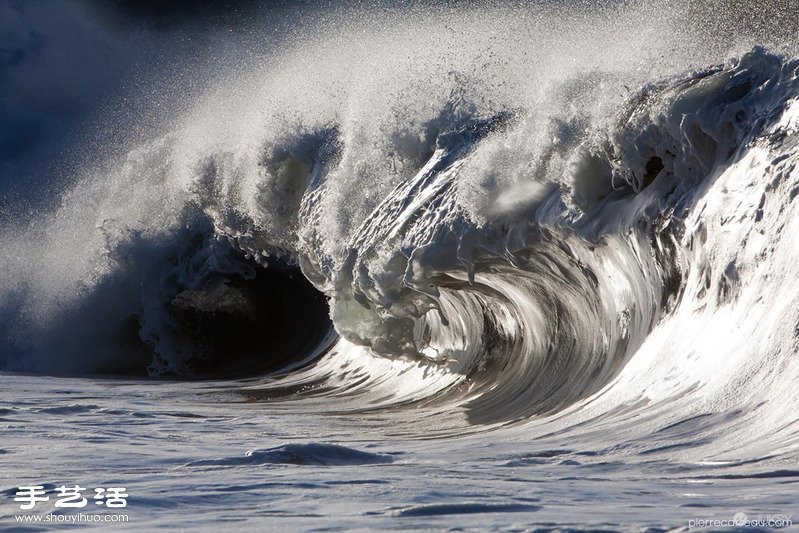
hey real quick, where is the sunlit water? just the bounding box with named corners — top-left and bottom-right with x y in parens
top-left (2, 2), bottom-right (799, 530)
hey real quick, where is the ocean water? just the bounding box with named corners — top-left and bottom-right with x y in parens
top-left (1, 1), bottom-right (799, 530)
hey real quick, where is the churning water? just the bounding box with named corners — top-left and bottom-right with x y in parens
top-left (1, 1), bottom-right (798, 530)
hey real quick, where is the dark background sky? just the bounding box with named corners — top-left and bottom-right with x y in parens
top-left (0, 0), bottom-right (312, 210)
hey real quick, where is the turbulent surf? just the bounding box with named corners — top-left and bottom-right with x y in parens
top-left (1, 1), bottom-right (798, 529)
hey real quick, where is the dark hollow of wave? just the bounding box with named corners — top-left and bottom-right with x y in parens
top-left (114, 252), bottom-right (334, 380)
top-left (163, 259), bottom-right (333, 379)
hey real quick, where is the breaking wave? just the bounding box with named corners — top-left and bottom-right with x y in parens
top-left (2, 1), bottom-right (799, 472)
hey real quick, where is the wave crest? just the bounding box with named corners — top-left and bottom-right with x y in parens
top-left (2, 44), bottom-right (798, 441)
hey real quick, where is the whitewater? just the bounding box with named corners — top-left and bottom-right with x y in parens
top-left (1, 1), bottom-right (798, 530)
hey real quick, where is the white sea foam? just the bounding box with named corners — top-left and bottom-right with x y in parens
top-left (1, 3), bottom-right (798, 529)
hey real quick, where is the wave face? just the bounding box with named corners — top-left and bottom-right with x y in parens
top-left (2, 0), bottom-right (799, 496)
